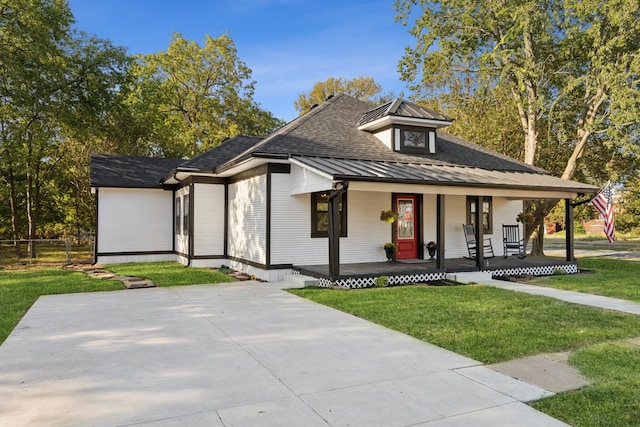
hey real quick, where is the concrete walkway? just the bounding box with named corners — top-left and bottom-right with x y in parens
top-left (0, 282), bottom-right (566, 427)
top-left (453, 272), bottom-right (640, 316)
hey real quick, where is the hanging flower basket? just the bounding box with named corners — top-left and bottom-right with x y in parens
top-left (380, 210), bottom-right (399, 223)
top-left (516, 212), bottom-right (535, 224)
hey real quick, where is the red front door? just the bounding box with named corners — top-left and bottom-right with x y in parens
top-left (394, 194), bottom-right (419, 259)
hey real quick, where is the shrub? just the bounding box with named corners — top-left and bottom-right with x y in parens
top-left (374, 276), bottom-right (390, 287)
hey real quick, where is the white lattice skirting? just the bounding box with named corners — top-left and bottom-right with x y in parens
top-left (491, 264), bottom-right (578, 278)
top-left (313, 263), bottom-right (578, 289)
top-left (318, 272), bottom-right (447, 289)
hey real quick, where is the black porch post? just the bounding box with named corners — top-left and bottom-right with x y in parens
top-left (565, 198), bottom-right (575, 262)
top-left (475, 196), bottom-right (485, 269)
top-left (436, 194), bottom-right (445, 270)
top-left (328, 182), bottom-right (348, 281)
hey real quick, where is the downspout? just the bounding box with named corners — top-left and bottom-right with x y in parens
top-left (328, 181), bottom-right (348, 282)
top-left (92, 187), bottom-right (99, 265)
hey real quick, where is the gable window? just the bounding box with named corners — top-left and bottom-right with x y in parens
top-left (175, 197), bottom-right (181, 234)
top-left (466, 196), bottom-right (493, 234)
top-left (182, 194), bottom-right (189, 235)
top-left (395, 126), bottom-right (436, 153)
top-left (311, 192), bottom-right (347, 238)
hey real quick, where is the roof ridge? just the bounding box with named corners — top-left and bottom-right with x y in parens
top-left (215, 94), bottom-right (353, 170)
top-left (385, 98), bottom-right (403, 115)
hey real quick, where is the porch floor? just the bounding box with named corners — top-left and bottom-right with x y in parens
top-left (295, 255), bottom-right (576, 286)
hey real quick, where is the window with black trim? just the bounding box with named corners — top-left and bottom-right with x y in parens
top-left (311, 192), bottom-right (347, 238)
top-left (397, 126), bottom-right (436, 153)
top-left (466, 196), bottom-right (493, 234)
top-left (175, 197), bottom-right (181, 234)
top-left (182, 194), bottom-right (189, 235)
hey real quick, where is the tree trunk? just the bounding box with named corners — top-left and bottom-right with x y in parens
top-left (2, 155), bottom-right (23, 258)
top-left (524, 199), bottom-right (562, 256)
top-left (529, 222), bottom-right (546, 256)
top-left (562, 87), bottom-right (608, 180)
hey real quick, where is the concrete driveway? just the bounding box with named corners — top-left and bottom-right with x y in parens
top-left (0, 282), bottom-right (566, 426)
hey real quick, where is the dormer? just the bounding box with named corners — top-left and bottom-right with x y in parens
top-left (357, 98), bottom-right (453, 154)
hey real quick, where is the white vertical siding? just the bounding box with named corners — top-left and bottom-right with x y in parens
top-left (174, 186), bottom-right (189, 255)
top-left (270, 173), bottom-right (325, 264)
top-left (341, 191), bottom-right (395, 263)
top-left (493, 198), bottom-right (525, 257)
top-left (228, 174), bottom-right (267, 264)
top-left (443, 195), bottom-right (471, 258)
top-left (193, 183), bottom-right (225, 256)
top-left (422, 194), bottom-right (437, 259)
top-left (271, 176), bottom-right (394, 265)
top-left (97, 188), bottom-right (173, 253)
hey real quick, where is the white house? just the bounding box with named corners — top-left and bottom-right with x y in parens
top-left (90, 95), bottom-right (598, 287)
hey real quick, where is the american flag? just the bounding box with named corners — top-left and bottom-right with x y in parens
top-left (591, 181), bottom-right (615, 243)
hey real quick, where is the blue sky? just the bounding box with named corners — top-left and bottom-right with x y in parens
top-left (68, 0), bottom-right (416, 122)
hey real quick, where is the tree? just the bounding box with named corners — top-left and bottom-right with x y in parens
top-left (129, 33), bottom-right (284, 158)
top-left (294, 76), bottom-right (391, 114)
top-left (0, 0), bottom-right (73, 253)
top-left (396, 0), bottom-right (640, 252)
top-left (0, 0), bottom-right (131, 254)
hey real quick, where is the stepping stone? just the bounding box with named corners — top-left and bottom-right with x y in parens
top-left (115, 276), bottom-right (157, 289)
top-left (90, 272), bottom-right (116, 279)
top-left (123, 279), bottom-right (156, 289)
top-left (489, 352), bottom-right (589, 393)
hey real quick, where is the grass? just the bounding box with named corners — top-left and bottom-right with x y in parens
top-left (532, 340), bottom-right (640, 426)
top-left (0, 243), bottom-right (92, 266)
top-left (531, 257), bottom-right (640, 302)
top-left (545, 232), bottom-right (640, 251)
top-left (291, 256), bottom-right (640, 426)
top-left (105, 262), bottom-right (234, 287)
top-left (0, 261), bottom-right (234, 345)
top-left (290, 285), bottom-right (640, 364)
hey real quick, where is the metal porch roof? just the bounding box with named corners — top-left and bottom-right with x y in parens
top-left (291, 156), bottom-right (598, 194)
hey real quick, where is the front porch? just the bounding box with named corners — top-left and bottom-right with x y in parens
top-left (294, 256), bottom-right (578, 288)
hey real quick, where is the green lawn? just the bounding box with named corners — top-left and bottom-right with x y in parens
top-left (531, 257), bottom-right (640, 302)
top-left (105, 262), bottom-right (234, 286)
top-left (290, 285), bottom-right (640, 364)
top-left (532, 340), bottom-right (640, 426)
top-left (291, 256), bottom-right (640, 426)
top-left (0, 262), bottom-right (234, 344)
top-left (0, 243), bottom-right (92, 266)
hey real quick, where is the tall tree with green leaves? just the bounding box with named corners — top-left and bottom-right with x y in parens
top-left (0, 0), bottom-right (131, 253)
top-left (130, 33), bottom-right (284, 158)
top-left (294, 76), bottom-right (391, 115)
top-left (0, 0), bottom-right (74, 252)
top-left (396, 0), bottom-right (640, 252)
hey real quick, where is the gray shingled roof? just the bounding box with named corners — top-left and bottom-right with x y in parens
top-left (90, 94), bottom-right (598, 194)
top-left (179, 136), bottom-right (263, 171)
top-left (90, 154), bottom-right (184, 188)
top-left (222, 94), bottom-right (544, 174)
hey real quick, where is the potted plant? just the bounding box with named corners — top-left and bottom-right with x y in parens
top-left (516, 212), bottom-right (535, 225)
top-left (380, 210), bottom-right (399, 223)
top-left (383, 242), bottom-right (397, 262)
top-left (426, 241), bottom-right (437, 260)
